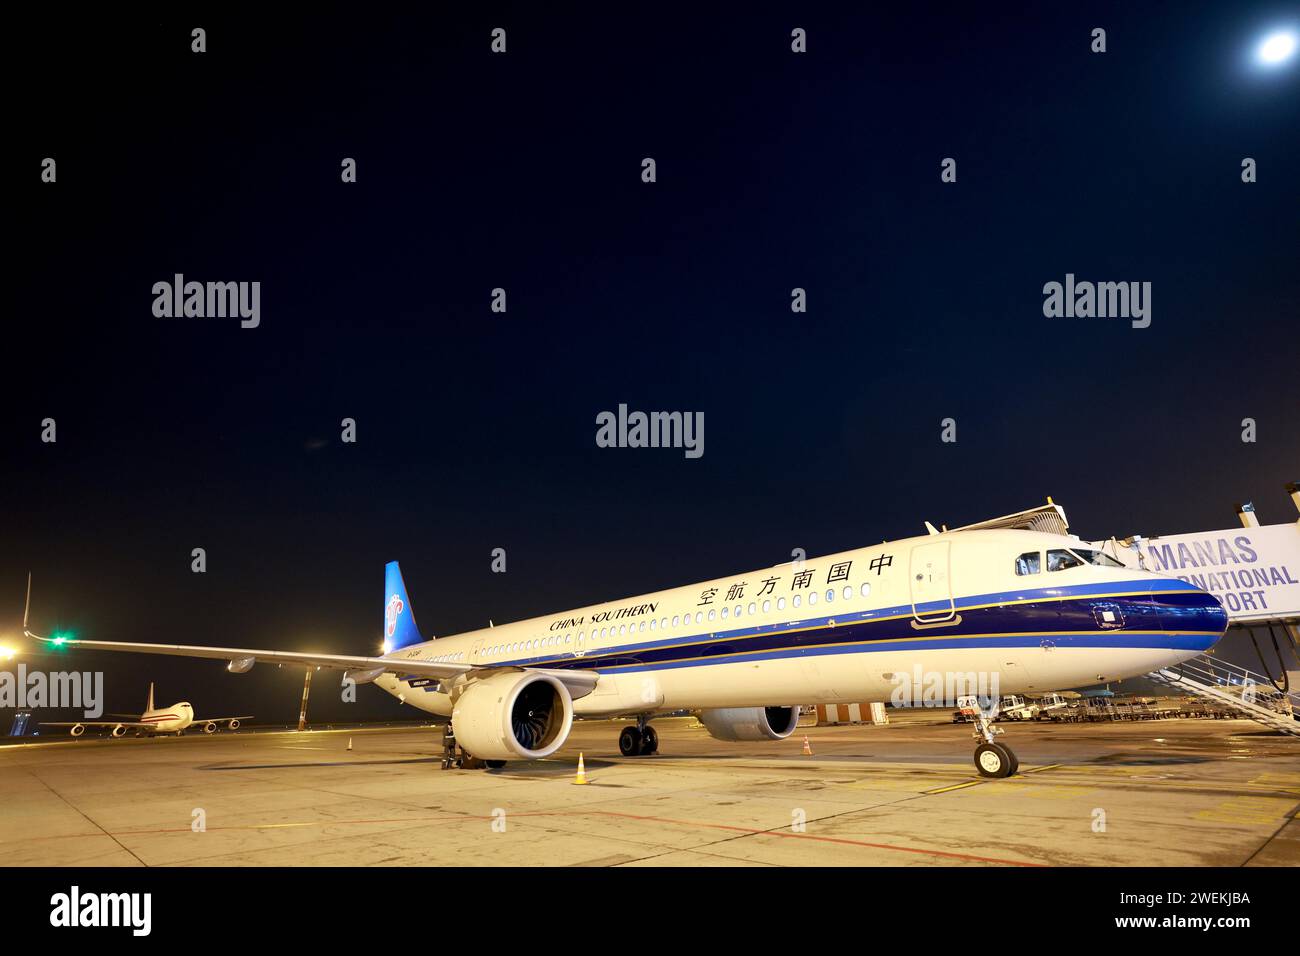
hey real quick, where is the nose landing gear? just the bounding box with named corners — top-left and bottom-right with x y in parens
top-left (617, 717), bottom-right (658, 756)
top-left (958, 695), bottom-right (1018, 778)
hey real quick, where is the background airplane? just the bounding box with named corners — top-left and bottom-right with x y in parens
top-left (41, 682), bottom-right (251, 738)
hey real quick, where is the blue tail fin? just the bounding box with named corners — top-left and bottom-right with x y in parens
top-left (383, 561), bottom-right (425, 653)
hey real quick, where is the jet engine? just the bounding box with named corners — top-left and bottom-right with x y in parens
top-left (228, 718), bottom-right (241, 730)
top-left (70, 723), bottom-right (85, 737)
top-left (451, 671), bottom-right (573, 761)
top-left (202, 722), bottom-right (218, 734)
top-left (699, 706), bottom-right (801, 742)
top-left (111, 724), bottom-right (127, 738)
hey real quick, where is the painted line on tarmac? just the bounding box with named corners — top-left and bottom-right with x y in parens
top-left (89, 807), bottom-right (1046, 867)
top-left (924, 781), bottom-right (983, 794)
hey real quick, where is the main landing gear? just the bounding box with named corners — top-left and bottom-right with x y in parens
top-left (618, 717), bottom-right (658, 756)
top-left (958, 695), bottom-right (1019, 778)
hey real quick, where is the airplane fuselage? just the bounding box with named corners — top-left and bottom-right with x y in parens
top-left (374, 529), bottom-right (1227, 717)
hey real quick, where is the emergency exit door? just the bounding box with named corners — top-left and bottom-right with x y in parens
top-left (910, 541), bottom-right (956, 623)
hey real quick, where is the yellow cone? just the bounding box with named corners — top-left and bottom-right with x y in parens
top-left (573, 752), bottom-right (590, 785)
top-left (347, 737), bottom-right (353, 752)
top-left (801, 735), bottom-right (813, 756)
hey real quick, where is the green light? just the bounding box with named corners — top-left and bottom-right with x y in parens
top-left (50, 635), bottom-right (67, 646)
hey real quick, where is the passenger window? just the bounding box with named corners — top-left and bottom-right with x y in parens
top-left (1015, 551), bottom-right (1042, 575)
top-left (778, 596), bottom-right (787, 610)
top-left (843, 586), bottom-right (853, 600)
top-left (762, 600), bottom-right (771, 613)
top-left (1047, 549), bottom-right (1083, 572)
top-left (791, 595), bottom-right (799, 608)
top-left (825, 589), bottom-right (835, 603)
top-left (748, 602), bottom-right (756, 615)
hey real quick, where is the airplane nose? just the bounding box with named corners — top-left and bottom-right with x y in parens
top-left (1157, 587), bottom-right (1228, 647)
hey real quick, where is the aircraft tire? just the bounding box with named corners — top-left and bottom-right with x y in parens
top-left (974, 742), bottom-right (1015, 778)
top-left (618, 726), bottom-right (642, 756)
top-left (639, 726), bottom-right (658, 755)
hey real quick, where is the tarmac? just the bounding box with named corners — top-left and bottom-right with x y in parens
top-left (1, 712), bottom-right (1297, 867)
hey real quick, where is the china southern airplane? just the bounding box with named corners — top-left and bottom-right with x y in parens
top-left (26, 516), bottom-right (1226, 777)
top-left (42, 682), bottom-right (251, 738)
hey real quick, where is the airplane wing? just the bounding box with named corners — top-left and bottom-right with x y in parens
top-left (32, 637), bottom-right (598, 699)
top-left (41, 720), bottom-right (155, 729)
top-left (191, 716), bottom-right (255, 723)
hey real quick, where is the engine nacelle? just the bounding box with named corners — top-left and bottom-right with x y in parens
top-left (202, 722), bottom-right (218, 734)
top-left (111, 724), bottom-right (127, 738)
top-left (699, 706), bottom-right (801, 742)
top-left (70, 723), bottom-right (86, 737)
top-left (228, 718), bottom-right (241, 730)
top-left (227, 657), bottom-right (256, 674)
top-left (451, 671), bottom-right (573, 761)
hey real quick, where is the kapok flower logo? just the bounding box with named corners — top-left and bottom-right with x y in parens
top-left (385, 595), bottom-right (405, 637)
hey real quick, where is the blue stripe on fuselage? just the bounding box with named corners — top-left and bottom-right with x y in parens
top-left (467, 578), bottom-right (1222, 674)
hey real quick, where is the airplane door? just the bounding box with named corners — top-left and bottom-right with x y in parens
top-left (471, 639), bottom-right (483, 662)
top-left (910, 541), bottom-right (956, 623)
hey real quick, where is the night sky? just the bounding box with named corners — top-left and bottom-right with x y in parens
top-left (6, 3), bottom-right (1298, 723)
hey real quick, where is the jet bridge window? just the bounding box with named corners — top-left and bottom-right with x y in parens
top-left (1047, 549), bottom-right (1084, 572)
top-left (1015, 551), bottom-right (1042, 575)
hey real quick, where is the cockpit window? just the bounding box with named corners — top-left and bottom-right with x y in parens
top-left (1069, 548), bottom-right (1125, 568)
top-left (1014, 551), bottom-right (1041, 575)
top-left (1047, 549), bottom-right (1084, 572)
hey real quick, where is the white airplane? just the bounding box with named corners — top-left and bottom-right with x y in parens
top-left (41, 683), bottom-right (251, 738)
top-left (25, 516), bottom-right (1227, 776)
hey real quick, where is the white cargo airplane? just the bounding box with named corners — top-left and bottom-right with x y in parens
top-left (41, 682), bottom-right (251, 738)
top-left (25, 516), bottom-right (1227, 776)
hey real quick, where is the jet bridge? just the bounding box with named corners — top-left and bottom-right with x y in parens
top-left (1093, 484), bottom-right (1300, 732)
top-left (1148, 653), bottom-right (1299, 735)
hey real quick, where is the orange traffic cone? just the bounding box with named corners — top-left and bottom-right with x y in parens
top-left (801, 735), bottom-right (814, 756)
top-left (573, 752), bottom-right (590, 785)
top-left (347, 737), bottom-right (353, 751)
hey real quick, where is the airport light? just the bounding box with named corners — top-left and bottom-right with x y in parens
top-left (0, 645), bottom-right (16, 661)
top-left (1258, 30), bottom-right (1297, 65)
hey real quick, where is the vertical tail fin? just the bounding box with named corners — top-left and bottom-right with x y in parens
top-left (383, 561), bottom-right (425, 653)
top-left (145, 682), bottom-right (155, 713)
